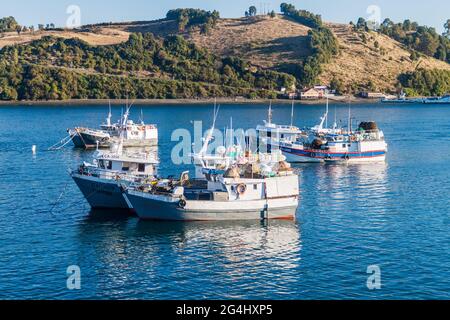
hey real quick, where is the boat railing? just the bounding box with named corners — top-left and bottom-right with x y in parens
top-left (77, 167), bottom-right (153, 182)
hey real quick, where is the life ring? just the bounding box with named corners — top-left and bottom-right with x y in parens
top-left (179, 199), bottom-right (187, 209)
top-left (236, 184), bottom-right (247, 195)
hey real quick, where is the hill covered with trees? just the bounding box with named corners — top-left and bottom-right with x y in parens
top-left (0, 32), bottom-right (294, 100)
top-left (1, 4), bottom-right (450, 101)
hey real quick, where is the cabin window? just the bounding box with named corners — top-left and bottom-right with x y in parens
top-left (122, 162), bottom-right (130, 171)
top-left (99, 160), bottom-right (105, 169)
top-left (253, 184), bottom-right (258, 190)
top-left (342, 144), bottom-right (346, 148)
top-left (348, 144), bottom-right (351, 147)
top-left (138, 163), bottom-right (145, 172)
top-left (281, 134), bottom-right (285, 139)
top-left (267, 132), bottom-right (272, 138)
top-left (107, 161), bottom-right (112, 170)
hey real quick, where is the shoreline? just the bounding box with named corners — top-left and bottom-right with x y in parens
top-left (0, 97), bottom-right (382, 106)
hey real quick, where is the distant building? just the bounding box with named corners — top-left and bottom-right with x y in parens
top-left (300, 88), bottom-right (322, 100)
top-left (286, 92), bottom-right (298, 99)
top-left (360, 92), bottom-right (386, 99)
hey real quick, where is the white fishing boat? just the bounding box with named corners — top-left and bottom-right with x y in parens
top-left (70, 104), bottom-right (158, 149)
top-left (123, 105), bottom-right (300, 221)
top-left (256, 101), bottom-right (307, 153)
top-left (259, 98), bottom-right (388, 163)
top-left (381, 92), bottom-right (424, 104)
top-left (423, 94), bottom-right (450, 104)
top-left (124, 158), bottom-right (299, 221)
top-left (71, 110), bottom-right (159, 210)
top-left (280, 121), bottom-right (388, 163)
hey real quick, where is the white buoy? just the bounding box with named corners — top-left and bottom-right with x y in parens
top-left (32, 145), bottom-right (37, 155)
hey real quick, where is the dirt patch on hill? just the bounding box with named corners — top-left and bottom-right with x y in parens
top-left (319, 23), bottom-right (450, 92)
top-left (0, 28), bottom-right (130, 48)
top-left (188, 15), bottom-right (311, 70)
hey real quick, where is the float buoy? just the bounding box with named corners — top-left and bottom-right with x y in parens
top-left (236, 184), bottom-right (247, 195)
top-left (179, 199), bottom-right (187, 209)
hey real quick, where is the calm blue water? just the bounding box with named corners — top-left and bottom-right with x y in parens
top-left (0, 102), bottom-right (449, 300)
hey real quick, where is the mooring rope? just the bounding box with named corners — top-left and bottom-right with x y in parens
top-left (48, 133), bottom-right (76, 151)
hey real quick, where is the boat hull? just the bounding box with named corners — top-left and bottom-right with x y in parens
top-left (72, 131), bottom-right (110, 149)
top-left (125, 190), bottom-right (298, 221)
top-left (71, 131), bottom-right (158, 149)
top-left (72, 174), bottom-right (132, 210)
top-left (281, 146), bottom-right (386, 163)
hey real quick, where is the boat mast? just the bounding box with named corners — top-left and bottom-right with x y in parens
top-left (106, 100), bottom-right (112, 126)
top-left (348, 99), bottom-right (352, 133)
top-left (290, 99), bottom-right (295, 127)
top-left (140, 108), bottom-right (144, 125)
top-left (200, 101), bottom-right (220, 156)
top-left (268, 100), bottom-right (273, 124)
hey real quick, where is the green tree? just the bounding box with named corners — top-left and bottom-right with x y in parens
top-left (0, 16), bottom-right (19, 32)
top-left (356, 17), bottom-right (367, 31)
top-left (329, 77), bottom-right (344, 94)
top-left (248, 6), bottom-right (257, 17)
top-left (444, 19), bottom-right (450, 38)
top-left (417, 32), bottom-right (439, 56)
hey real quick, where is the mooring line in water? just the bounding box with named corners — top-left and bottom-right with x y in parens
top-left (48, 133), bottom-right (76, 151)
top-left (48, 188), bottom-right (100, 215)
top-left (48, 181), bottom-right (72, 215)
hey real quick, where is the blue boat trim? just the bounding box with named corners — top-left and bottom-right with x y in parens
top-left (281, 147), bottom-right (386, 159)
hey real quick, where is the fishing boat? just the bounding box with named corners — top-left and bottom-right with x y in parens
top-left (277, 99), bottom-right (388, 163)
top-left (256, 101), bottom-right (307, 153)
top-left (381, 92), bottom-right (424, 104)
top-left (423, 95), bottom-right (450, 104)
top-left (123, 105), bottom-right (300, 221)
top-left (123, 157), bottom-right (299, 221)
top-left (70, 105), bottom-right (158, 149)
top-left (280, 121), bottom-right (388, 163)
top-left (71, 110), bottom-right (159, 210)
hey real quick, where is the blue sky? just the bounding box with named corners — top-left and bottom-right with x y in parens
top-left (1, 0), bottom-right (449, 33)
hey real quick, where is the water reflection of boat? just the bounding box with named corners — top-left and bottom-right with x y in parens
top-left (76, 216), bottom-right (301, 298)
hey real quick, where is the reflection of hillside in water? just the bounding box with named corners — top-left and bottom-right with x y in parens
top-left (76, 216), bottom-right (302, 299)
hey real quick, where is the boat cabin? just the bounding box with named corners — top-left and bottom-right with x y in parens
top-left (97, 154), bottom-right (157, 177)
